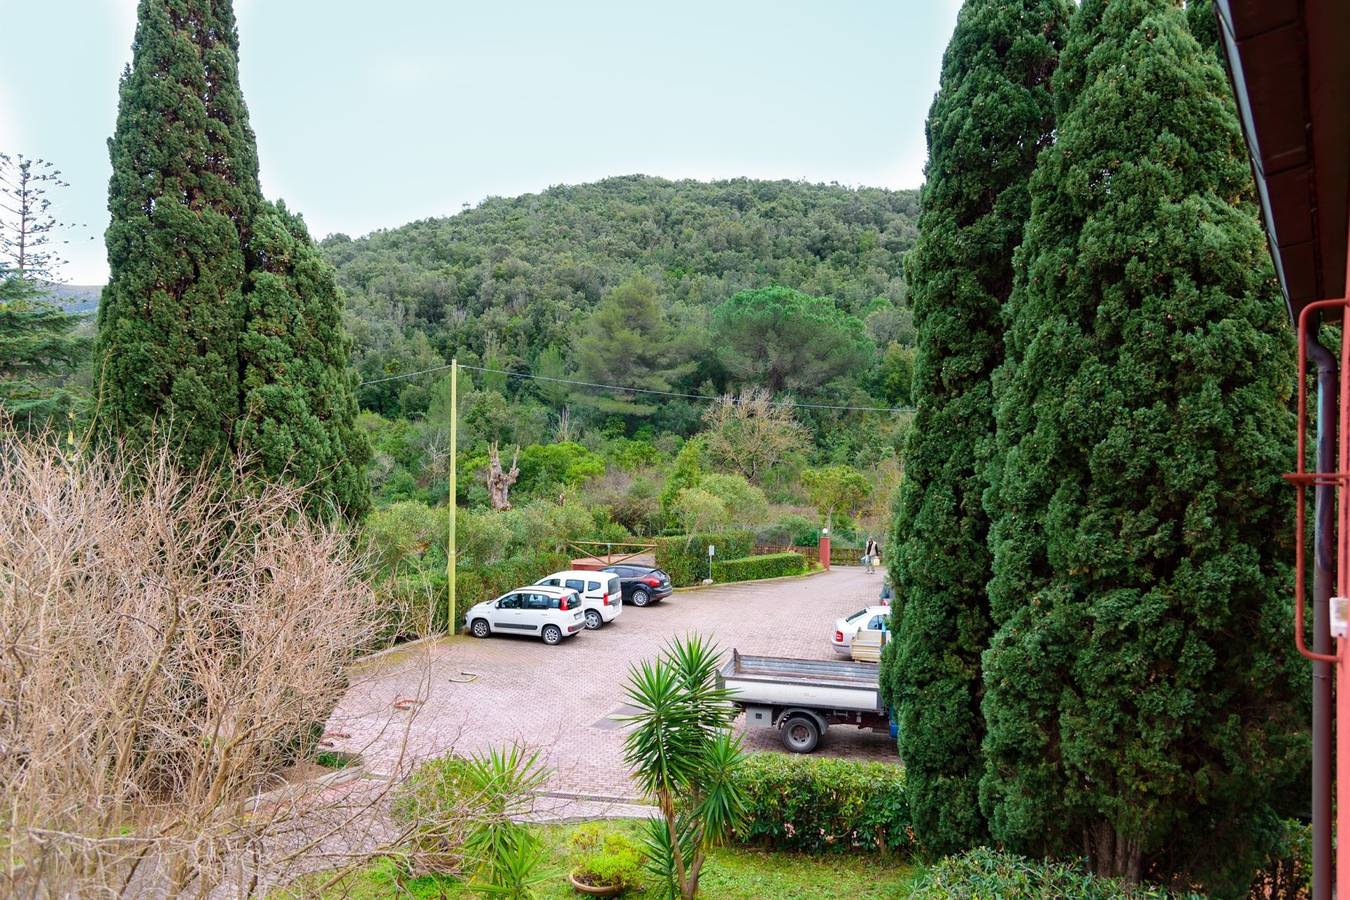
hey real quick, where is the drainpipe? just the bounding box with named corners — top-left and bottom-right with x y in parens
top-left (1308, 330), bottom-right (1336, 900)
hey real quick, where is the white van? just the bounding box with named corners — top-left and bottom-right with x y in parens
top-left (534, 570), bottom-right (624, 630)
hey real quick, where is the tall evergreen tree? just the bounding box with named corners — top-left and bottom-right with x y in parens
top-left (879, 0), bottom-right (1070, 857)
top-left (981, 0), bottom-right (1301, 887)
top-left (97, 1), bottom-right (370, 519)
top-left (97, 0), bottom-right (261, 465)
top-left (237, 202), bottom-right (371, 520)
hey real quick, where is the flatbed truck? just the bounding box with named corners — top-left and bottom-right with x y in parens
top-left (717, 650), bottom-right (891, 753)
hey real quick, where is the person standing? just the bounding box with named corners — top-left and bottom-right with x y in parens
top-left (864, 536), bottom-right (880, 574)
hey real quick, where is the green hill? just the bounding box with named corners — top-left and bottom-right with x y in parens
top-left (322, 175), bottom-right (920, 393)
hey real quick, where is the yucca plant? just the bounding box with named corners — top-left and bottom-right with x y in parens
top-left (460, 745), bottom-right (552, 897)
top-left (622, 634), bottom-right (746, 899)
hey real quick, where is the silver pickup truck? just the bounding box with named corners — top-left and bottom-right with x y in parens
top-left (717, 650), bottom-right (892, 753)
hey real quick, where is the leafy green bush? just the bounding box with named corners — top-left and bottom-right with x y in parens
top-left (712, 552), bottom-right (807, 582)
top-left (569, 823), bottom-right (646, 893)
top-left (391, 745), bottom-right (551, 892)
top-left (731, 752), bottom-right (910, 854)
top-left (908, 848), bottom-right (1192, 899)
top-left (382, 551), bottom-right (570, 639)
top-left (654, 531), bottom-right (754, 586)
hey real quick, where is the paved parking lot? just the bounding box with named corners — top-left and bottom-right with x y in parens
top-left (327, 566), bottom-right (898, 805)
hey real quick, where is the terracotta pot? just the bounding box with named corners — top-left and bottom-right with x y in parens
top-left (569, 872), bottom-right (623, 896)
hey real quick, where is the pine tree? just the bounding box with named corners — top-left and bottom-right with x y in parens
top-left (97, 0), bottom-right (261, 465)
top-left (236, 202), bottom-right (371, 520)
top-left (981, 0), bottom-right (1301, 887)
top-left (0, 273), bottom-right (89, 425)
top-left (878, 0), bottom-right (1070, 857)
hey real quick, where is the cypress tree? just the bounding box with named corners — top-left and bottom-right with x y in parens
top-left (98, 0), bottom-right (260, 465)
top-left (879, 0), bottom-right (1070, 857)
top-left (237, 202), bottom-right (372, 521)
top-left (981, 0), bottom-right (1301, 887)
top-left (97, 1), bottom-right (370, 519)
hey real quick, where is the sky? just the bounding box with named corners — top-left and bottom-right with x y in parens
top-left (0, 0), bottom-right (961, 285)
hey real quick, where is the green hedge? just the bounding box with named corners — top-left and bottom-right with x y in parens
top-left (382, 551), bottom-right (571, 639)
top-left (731, 753), bottom-right (911, 854)
top-left (712, 551), bottom-right (807, 583)
top-left (908, 848), bottom-right (1190, 899)
top-left (654, 531), bottom-right (754, 586)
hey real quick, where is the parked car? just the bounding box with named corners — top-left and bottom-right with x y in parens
top-left (831, 605), bottom-right (891, 657)
top-left (601, 564), bottom-right (673, 607)
top-left (534, 570), bottom-right (624, 630)
top-left (465, 585), bottom-right (586, 645)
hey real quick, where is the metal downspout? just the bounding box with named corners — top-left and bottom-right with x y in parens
top-left (1308, 331), bottom-right (1336, 900)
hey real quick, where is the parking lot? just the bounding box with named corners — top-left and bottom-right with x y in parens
top-left (327, 566), bottom-right (898, 806)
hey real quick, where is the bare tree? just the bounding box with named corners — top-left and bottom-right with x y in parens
top-left (0, 152), bottom-right (86, 280)
top-left (0, 425), bottom-right (432, 897)
top-left (485, 441), bottom-right (520, 510)
top-left (699, 388), bottom-right (810, 483)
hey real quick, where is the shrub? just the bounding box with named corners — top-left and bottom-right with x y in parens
top-left (712, 552), bottom-right (807, 582)
top-left (654, 531), bottom-right (754, 586)
top-left (0, 430), bottom-right (381, 895)
top-left (909, 848), bottom-right (1191, 899)
top-left (569, 824), bottom-right (647, 893)
top-left (731, 753), bottom-right (910, 854)
top-left (391, 745), bottom-right (551, 892)
top-left (381, 551), bottom-right (570, 639)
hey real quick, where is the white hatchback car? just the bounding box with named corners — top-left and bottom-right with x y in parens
top-left (466, 585), bottom-right (586, 645)
top-left (831, 605), bottom-right (891, 656)
top-left (534, 570), bottom-right (624, 630)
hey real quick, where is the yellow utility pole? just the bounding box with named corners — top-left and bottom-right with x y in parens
top-left (448, 359), bottom-right (457, 633)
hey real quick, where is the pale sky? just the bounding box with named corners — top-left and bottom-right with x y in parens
top-left (0, 0), bottom-right (961, 284)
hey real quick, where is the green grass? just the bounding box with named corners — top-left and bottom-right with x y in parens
top-left (278, 819), bottom-right (921, 898)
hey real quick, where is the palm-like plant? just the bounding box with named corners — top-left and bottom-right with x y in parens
top-left (623, 634), bottom-right (746, 899)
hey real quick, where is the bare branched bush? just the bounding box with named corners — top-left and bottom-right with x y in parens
top-left (0, 427), bottom-right (396, 896)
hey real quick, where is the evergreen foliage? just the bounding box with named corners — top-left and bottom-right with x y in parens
top-left (0, 274), bottom-right (89, 425)
top-left (237, 202), bottom-right (372, 520)
top-left (97, 0), bottom-right (260, 465)
top-left (712, 286), bottom-right (873, 395)
top-left (96, 1), bottom-right (369, 519)
top-left (880, 0), bottom-right (1070, 857)
top-left (980, 0), bottom-right (1302, 887)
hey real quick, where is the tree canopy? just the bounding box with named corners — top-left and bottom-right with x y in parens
top-left (980, 0), bottom-right (1302, 887)
top-left (881, 0), bottom-right (1071, 858)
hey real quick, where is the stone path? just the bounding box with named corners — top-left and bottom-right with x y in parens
top-left (326, 567), bottom-right (898, 814)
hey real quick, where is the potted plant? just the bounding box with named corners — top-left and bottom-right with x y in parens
top-left (568, 824), bottom-right (645, 896)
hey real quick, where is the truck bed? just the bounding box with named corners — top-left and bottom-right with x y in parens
top-left (718, 650), bottom-right (882, 713)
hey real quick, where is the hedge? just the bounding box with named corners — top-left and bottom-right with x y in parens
top-left (654, 531), bottom-right (754, 586)
top-left (731, 752), bottom-right (911, 854)
top-left (712, 551), bottom-right (807, 583)
top-left (381, 551), bottom-right (571, 639)
top-left (908, 848), bottom-right (1192, 899)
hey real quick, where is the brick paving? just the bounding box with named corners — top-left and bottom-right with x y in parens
top-left (326, 567), bottom-right (899, 808)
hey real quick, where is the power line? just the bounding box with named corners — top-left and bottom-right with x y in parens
top-left (360, 361), bottom-right (914, 414)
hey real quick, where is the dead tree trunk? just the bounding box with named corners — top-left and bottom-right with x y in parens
top-left (486, 443), bottom-right (520, 511)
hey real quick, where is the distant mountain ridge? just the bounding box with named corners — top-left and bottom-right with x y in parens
top-left (321, 174), bottom-right (921, 377)
top-left (38, 282), bottom-right (102, 314)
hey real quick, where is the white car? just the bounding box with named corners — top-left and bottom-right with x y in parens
top-left (466, 585), bottom-right (586, 645)
top-left (534, 570), bottom-right (624, 630)
top-left (831, 605), bottom-right (891, 656)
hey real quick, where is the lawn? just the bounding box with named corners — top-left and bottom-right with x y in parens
top-left (279, 819), bottom-right (921, 899)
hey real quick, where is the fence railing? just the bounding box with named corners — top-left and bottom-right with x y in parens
top-left (753, 544), bottom-right (884, 567)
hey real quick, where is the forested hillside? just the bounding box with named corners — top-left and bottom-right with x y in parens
top-left (323, 175), bottom-right (920, 421)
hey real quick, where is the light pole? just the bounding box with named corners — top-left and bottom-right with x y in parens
top-left (448, 359), bottom-right (457, 634)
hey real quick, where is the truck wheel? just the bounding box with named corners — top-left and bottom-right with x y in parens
top-left (781, 715), bottom-right (821, 753)
top-left (471, 619), bottom-right (490, 638)
top-left (584, 609), bottom-right (603, 630)
top-left (541, 625), bottom-right (563, 645)
top-left (632, 588), bottom-right (651, 607)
